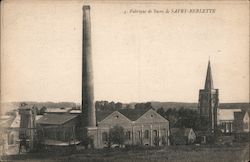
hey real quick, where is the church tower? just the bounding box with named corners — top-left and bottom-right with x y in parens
top-left (198, 61), bottom-right (219, 133)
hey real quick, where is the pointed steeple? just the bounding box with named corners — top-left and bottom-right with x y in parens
top-left (204, 60), bottom-right (214, 90)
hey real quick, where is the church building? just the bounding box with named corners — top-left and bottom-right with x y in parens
top-left (198, 61), bottom-right (219, 133)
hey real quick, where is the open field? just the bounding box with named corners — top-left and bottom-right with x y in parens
top-left (2, 143), bottom-right (249, 162)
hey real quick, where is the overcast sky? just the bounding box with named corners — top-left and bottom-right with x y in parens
top-left (1, 0), bottom-right (249, 103)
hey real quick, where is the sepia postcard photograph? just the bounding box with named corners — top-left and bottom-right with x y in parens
top-left (0, 0), bottom-right (249, 161)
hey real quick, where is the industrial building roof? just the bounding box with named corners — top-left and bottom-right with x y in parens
top-left (96, 108), bottom-right (151, 122)
top-left (36, 114), bottom-right (78, 125)
top-left (118, 108), bottom-right (151, 121)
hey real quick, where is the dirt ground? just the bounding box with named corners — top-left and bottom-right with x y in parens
top-left (2, 143), bottom-right (249, 162)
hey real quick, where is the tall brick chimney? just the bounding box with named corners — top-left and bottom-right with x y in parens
top-left (82, 5), bottom-right (96, 128)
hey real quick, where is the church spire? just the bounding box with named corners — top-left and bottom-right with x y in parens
top-left (204, 60), bottom-right (214, 90)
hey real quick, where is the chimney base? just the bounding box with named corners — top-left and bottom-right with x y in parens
top-left (83, 127), bottom-right (99, 148)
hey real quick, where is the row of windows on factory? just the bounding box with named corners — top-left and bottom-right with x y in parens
top-left (102, 130), bottom-right (163, 142)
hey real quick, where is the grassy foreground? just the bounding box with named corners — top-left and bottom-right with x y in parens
top-left (3, 143), bottom-right (249, 162)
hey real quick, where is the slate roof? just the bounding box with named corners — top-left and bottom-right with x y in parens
top-left (96, 108), bottom-right (152, 122)
top-left (118, 108), bottom-right (150, 121)
top-left (36, 114), bottom-right (78, 125)
top-left (96, 110), bottom-right (114, 122)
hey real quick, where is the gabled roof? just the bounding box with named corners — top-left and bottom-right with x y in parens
top-left (36, 114), bottom-right (78, 125)
top-left (118, 108), bottom-right (150, 121)
top-left (135, 109), bottom-right (168, 123)
top-left (96, 110), bottom-right (114, 122)
top-left (97, 108), bottom-right (153, 122)
top-left (10, 115), bottom-right (20, 128)
top-left (98, 111), bottom-right (131, 125)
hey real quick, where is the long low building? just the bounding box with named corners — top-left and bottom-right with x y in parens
top-left (36, 114), bottom-right (81, 146)
top-left (35, 108), bottom-right (169, 148)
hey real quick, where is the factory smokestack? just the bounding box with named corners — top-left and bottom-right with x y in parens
top-left (82, 5), bottom-right (96, 127)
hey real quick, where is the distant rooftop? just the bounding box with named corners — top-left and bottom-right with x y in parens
top-left (0, 115), bottom-right (15, 127)
top-left (45, 107), bottom-right (72, 113)
top-left (69, 110), bottom-right (81, 114)
top-left (0, 115), bottom-right (12, 120)
top-left (10, 114), bottom-right (46, 128)
top-left (36, 114), bottom-right (79, 125)
top-left (218, 108), bottom-right (241, 121)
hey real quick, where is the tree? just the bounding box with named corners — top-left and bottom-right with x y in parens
top-left (135, 103), bottom-right (144, 110)
top-left (165, 108), bottom-right (173, 116)
top-left (175, 109), bottom-right (200, 130)
top-left (135, 102), bottom-right (153, 111)
top-left (162, 136), bottom-right (167, 146)
top-left (145, 102), bottom-right (153, 109)
top-left (81, 136), bottom-right (93, 149)
top-left (156, 107), bottom-right (165, 117)
top-left (109, 101), bottom-right (116, 110)
top-left (199, 116), bottom-right (210, 131)
top-left (165, 108), bottom-right (179, 128)
top-left (153, 136), bottom-right (160, 146)
top-left (20, 102), bottom-right (28, 107)
top-left (109, 125), bottom-right (125, 146)
top-left (39, 106), bottom-right (47, 115)
top-left (115, 102), bottom-right (123, 110)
